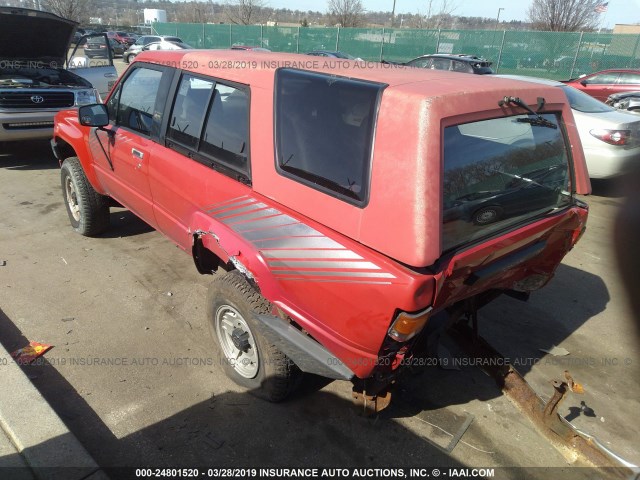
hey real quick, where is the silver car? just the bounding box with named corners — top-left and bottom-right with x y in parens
top-left (497, 75), bottom-right (640, 179)
top-left (123, 35), bottom-right (184, 63)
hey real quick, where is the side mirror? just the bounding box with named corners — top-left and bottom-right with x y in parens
top-left (580, 80), bottom-right (588, 86)
top-left (79, 104), bottom-right (109, 127)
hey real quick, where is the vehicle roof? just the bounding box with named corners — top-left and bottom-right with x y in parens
top-left (585, 68), bottom-right (640, 74)
top-left (415, 53), bottom-right (488, 61)
top-left (495, 75), bottom-right (563, 87)
top-left (134, 50), bottom-right (548, 97)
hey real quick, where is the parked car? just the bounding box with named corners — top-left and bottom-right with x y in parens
top-left (606, 91), bottom-right (640, 113)
top-left (51, 50), bottom-right (589, 407)
top-left (106, 31), bottom-right (135, 46)
top-left (306, 50), bottom-right (358, 59)
top-left (123, 35), bottom-right (184, 63)
top-left (443, 165), bottom-right (569, 225)
top-left (563, 69), bottom-right (640, 102)
top-left (0, 7), bottom-right (116, 143)
top-left (498, 75), bottom-right (640, 179)
top-left (401, 54), bottom-right (494, 74)
top-left (84, 36), bottom-right (125, 59)
top-left (141, 40), bottom-right (193, 53)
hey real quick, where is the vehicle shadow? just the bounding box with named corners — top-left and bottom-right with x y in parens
top-left (0, 307), bottom-right (475, 476)
top-left (0, 140), bottom-right (59, 170)
top-left (99, 209), bottom-right (155, 238)
top-left (589, 178), bottom-right (624, 198)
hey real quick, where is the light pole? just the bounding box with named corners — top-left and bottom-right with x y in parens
top-left (492, 7), bottom-right (505, 56)
top-left (495, 7), bottom-right (504, 30)
top-left (391, 0), bottom-right (396, 28)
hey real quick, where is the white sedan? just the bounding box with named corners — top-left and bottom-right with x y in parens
top-left (497, 75), bottom-right (640, 179)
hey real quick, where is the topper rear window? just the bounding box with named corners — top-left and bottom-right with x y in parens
top-left (443, 113), bottom-right (572, 252)
top-left (274, 68), bottom-right (383, 206)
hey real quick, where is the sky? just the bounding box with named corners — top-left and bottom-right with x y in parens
top-left (265, 0), bottom-right (640, 29)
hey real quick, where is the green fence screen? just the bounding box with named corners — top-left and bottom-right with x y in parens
top-left (153, 23), bottom-right (640, 79)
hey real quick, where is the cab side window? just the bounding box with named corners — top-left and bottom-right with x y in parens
top-left (115, 67), bottom-right (164, 136)
top-left (165, 74), bottom-right (250, 179)
top-left (201, 84), bottom-right (249, 171)
top-left (167, 75), bottom-right (214, 149)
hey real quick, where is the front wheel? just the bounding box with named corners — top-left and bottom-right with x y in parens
top-left (207, 271), bottom-right (300, 402)
top-left (61, 157), bottom-right (110, 236)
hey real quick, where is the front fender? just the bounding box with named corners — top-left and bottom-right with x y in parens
top-left (53, 109), bottom-right (105, 195)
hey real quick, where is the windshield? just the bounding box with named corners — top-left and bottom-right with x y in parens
top-left (442, 113), bottom-right (572, 252)
top-left (560, 85), bottom-right (615, 113)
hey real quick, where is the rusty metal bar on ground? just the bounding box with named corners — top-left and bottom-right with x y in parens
top-left (449, 321), bottom-right (637, 480)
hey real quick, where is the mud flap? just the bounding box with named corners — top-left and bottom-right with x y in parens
top-left (253, 314), bottom-right (354, 381)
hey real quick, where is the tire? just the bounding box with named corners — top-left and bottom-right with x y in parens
top-left (61, 157), bottom-right (110, 236)
top-left (472, 206), bottom-right (502, 225)
top-left (207, 271), bottom-right (300, 402)
top-left (124, 54), bottom-right (130, 64)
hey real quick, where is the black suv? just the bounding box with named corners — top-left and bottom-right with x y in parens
top-left (402, 54), bottom-right (494, 74)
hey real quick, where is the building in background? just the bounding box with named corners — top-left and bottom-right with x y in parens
top-left (144, 9), bottom-right (167, 25)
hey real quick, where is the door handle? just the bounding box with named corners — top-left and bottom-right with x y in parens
top-left (132, 148), bottom-right (144, 159)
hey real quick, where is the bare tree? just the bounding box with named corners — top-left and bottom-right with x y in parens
top-left (43, 0), bottom-right (90, 23)
top-left (422, 0), bottom-right (458, 29)
top-left (223, 0), bottom-right (266, 25)
top-left (327, 0), bottom-right (365, 28)
top-left (527, 0), bottom-right (602, 32)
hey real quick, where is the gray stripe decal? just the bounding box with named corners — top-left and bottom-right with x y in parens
top-left (242, 223), bottom-right (323, 241)
top-left (204, 198), bottom-right (396, 283)
top-left (221, 208), bottom-right (283, 225)
top-left (260, 249), bottom-right (363, 260)
top-left (233, 216), bottom-right (299, 233)
top-left (273, 270), bottom-right (396, 278)
top-left (268, 260), bottom-right (381, 270)
top-left (215, 202), bottom-right (267, 219)
top-left (206, 197), bottom-right (253, 212)
top-left (276, 278), bottom-right (393, 285)
top-left (253, 237), bottom-right (346, 249)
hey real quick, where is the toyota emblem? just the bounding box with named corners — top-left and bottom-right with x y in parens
top-left (30, 95), bottom-right (44, 104)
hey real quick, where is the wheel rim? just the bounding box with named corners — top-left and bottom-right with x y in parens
top-left (214, 305), bottom-right (259, 379)
top-left (476, 208), bottom-right (497, 224)
top-left (65, 176), bottom-right (81, 222)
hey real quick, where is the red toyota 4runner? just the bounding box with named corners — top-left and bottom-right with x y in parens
top-left (51, 50), bottom-right (590, 406)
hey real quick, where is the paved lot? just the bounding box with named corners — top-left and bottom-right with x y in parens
top-left (0, 136), bottom-right (638, 477)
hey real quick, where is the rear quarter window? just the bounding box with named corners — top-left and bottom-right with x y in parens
top-left (274, 68), bottom-right (384, 206)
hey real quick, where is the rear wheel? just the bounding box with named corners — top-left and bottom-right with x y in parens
top-left (207, 271), bottom-right (300, 402)
top-left (61, 157), bottom-right (110, 236)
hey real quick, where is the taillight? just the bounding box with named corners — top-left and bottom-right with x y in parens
top-left (388, 307), bottom-right (432, 342)
top-left (589, 128), bottom-right (630, 146)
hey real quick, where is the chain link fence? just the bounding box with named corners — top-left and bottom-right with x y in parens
top-left (154, 23), bottom-right (640, 80)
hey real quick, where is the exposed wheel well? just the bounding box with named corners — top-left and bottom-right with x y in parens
top-left (192, 233), bottom-right (223, 274)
